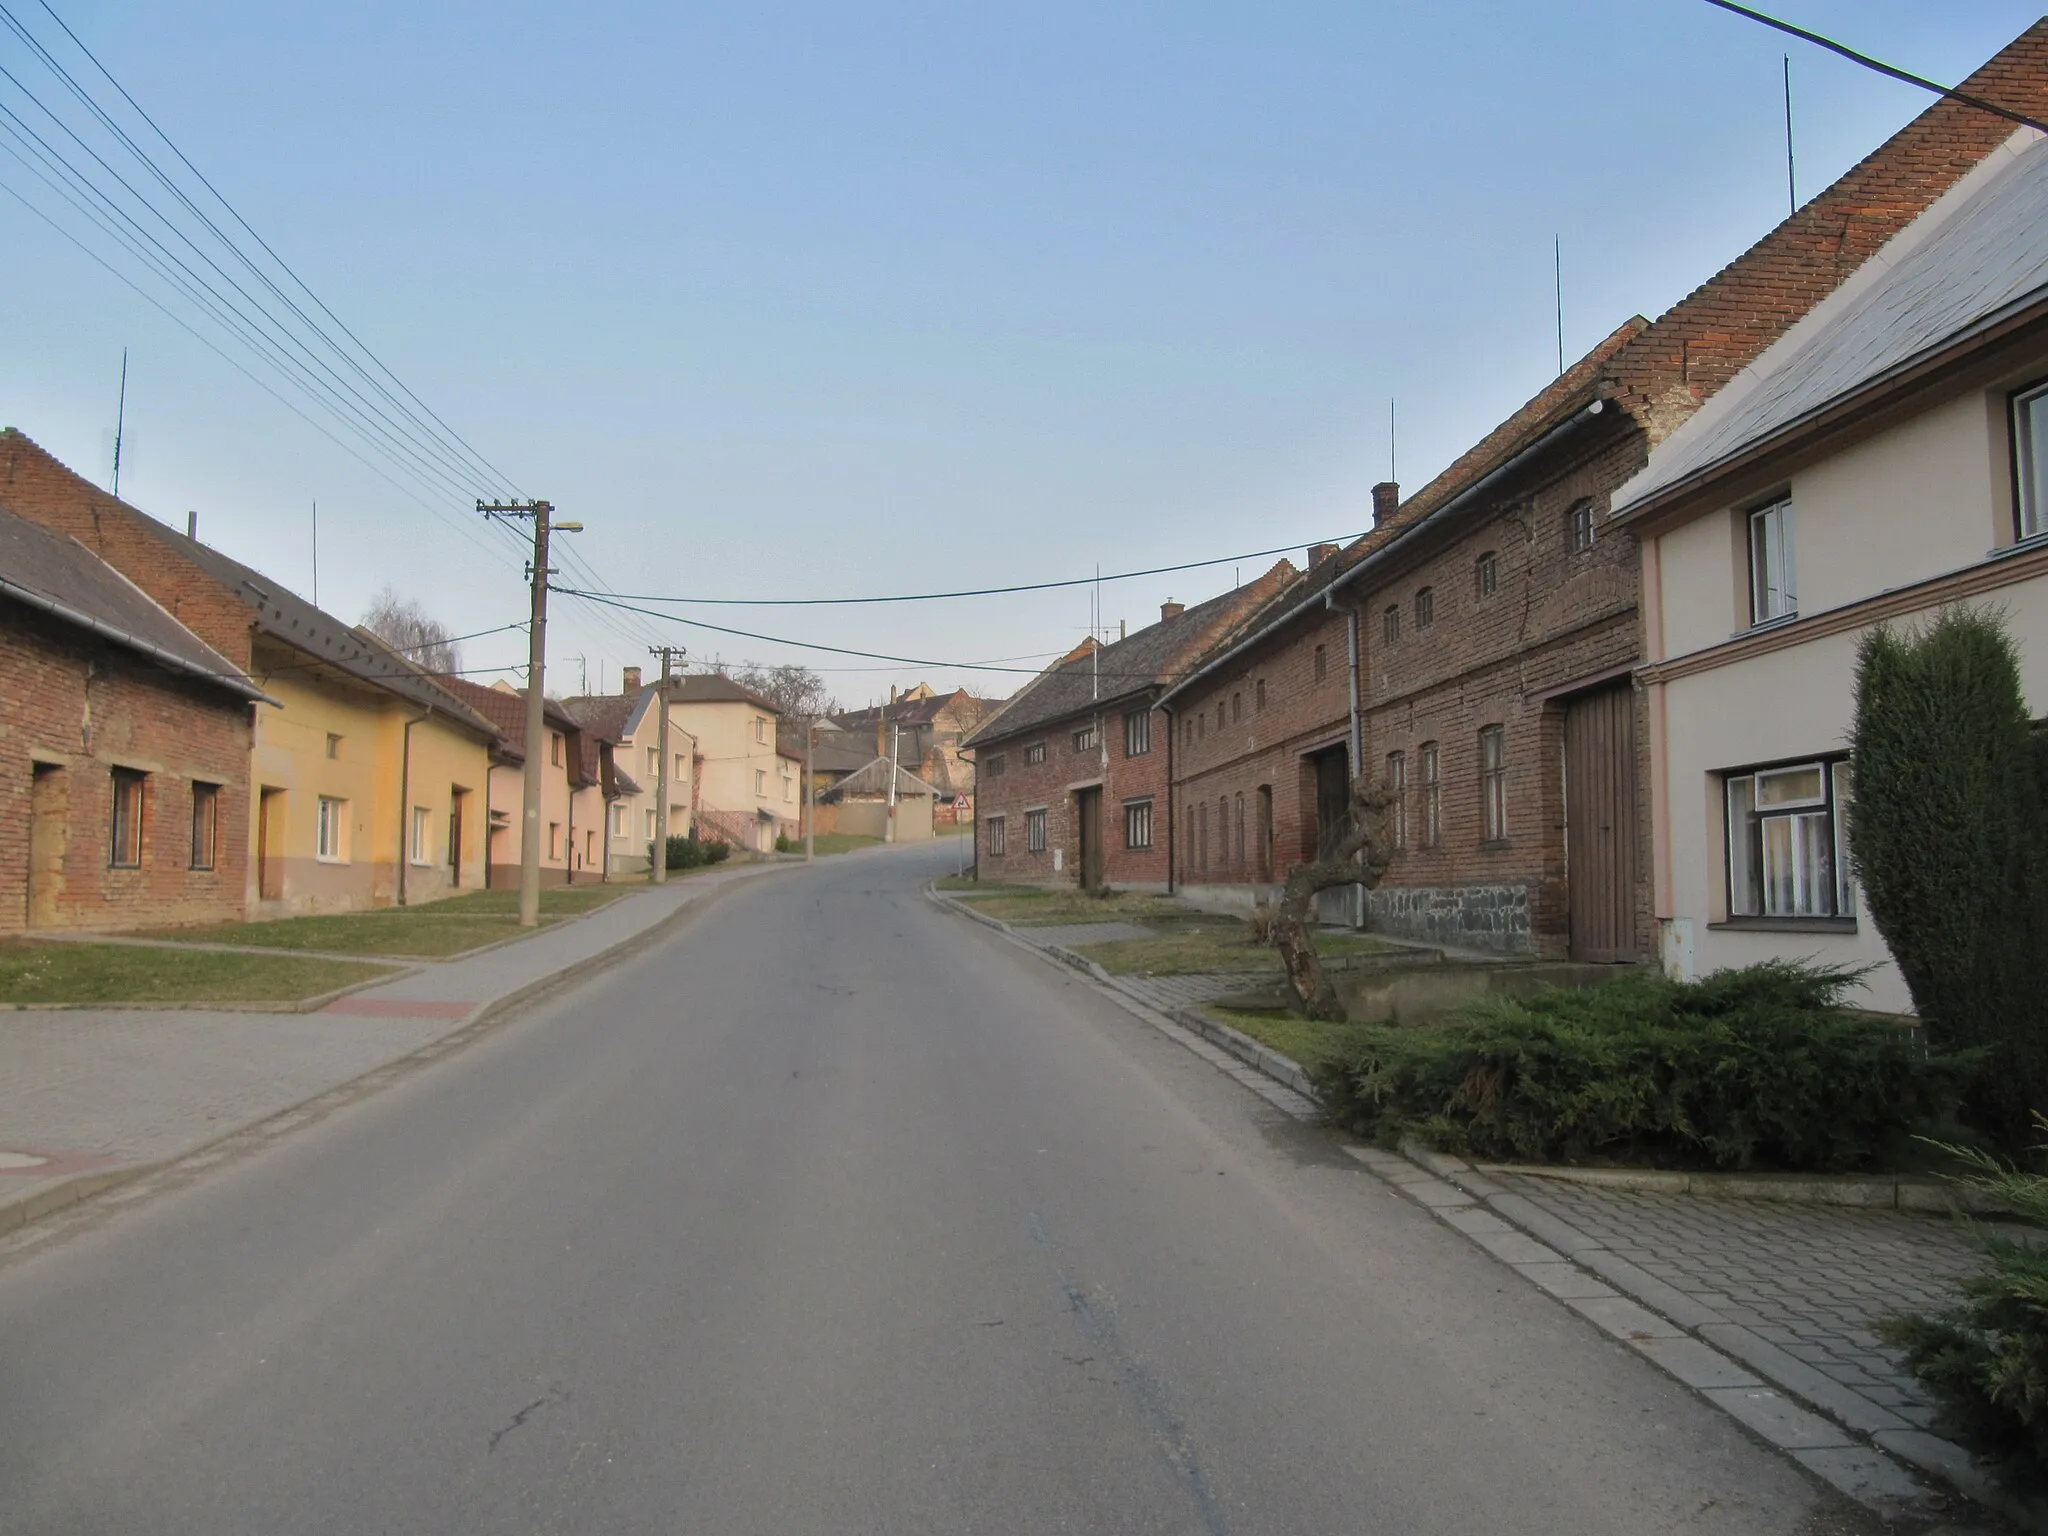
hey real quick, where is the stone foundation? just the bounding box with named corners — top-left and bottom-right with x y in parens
top-left (1368, 883), bottom-right (1532, 953)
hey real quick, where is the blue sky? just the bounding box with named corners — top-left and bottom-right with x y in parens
top-left (2, 1), bottom-right (2039, 706)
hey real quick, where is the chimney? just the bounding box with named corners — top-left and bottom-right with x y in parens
top-left (186, 511), bottom-right (198, 539)
top-left (1160, 600), bottom-right (1185, 621)
top-left (622, 665), bottom-right (642, 693)
top-left (1308, 543), bottom-right (1338, 569)
top-left (1371, 481), bottom-right (1400, 527)
top-left (888, 684), bottom-right (898, 705)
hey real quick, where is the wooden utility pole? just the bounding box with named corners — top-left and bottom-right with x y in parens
top-left (651, 646), bottom-right (675, 885)
top-left (805, 718), bottom-right (815, 862)
top-left (886, 722), bottom-right (900, 843)
top-left (479, 498), bottom-right (578, 927)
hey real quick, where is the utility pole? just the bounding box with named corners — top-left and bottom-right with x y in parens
top-left (479, 498), bottom-right (579, 927)
top-left (885, 722), bottom-right (900, 843)
top-left (805, 717), bottom-right (815, 862)
top-left (651, 646), bottom-right (675, 886)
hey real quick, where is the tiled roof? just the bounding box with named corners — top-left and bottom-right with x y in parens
top-left (819, 756), bottom-right (940, 800)
top-left (561, 691), bottom-right (639, 743)
top-left (963, 560), bottom-right (1295, 746)
top-left (1615, 129), bottom-right (2048, 516)
top-left (671, 673), bottom-right (780, 712)
top-left (438, 676), bottom-right (584, 765)
top-left (0, 503), bottom-right (264, 700)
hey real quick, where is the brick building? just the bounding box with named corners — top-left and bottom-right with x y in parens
top-left (1159, 21), bottom-right (2048, 957)
top-left (962, 564), bottom-right (1293, 891)
top-left (1, 503), bottom-right (261, 932)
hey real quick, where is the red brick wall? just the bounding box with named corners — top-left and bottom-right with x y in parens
top-left (0, 605), bottom-right (252, 932)
top-left (0, 431), bottom-right (253, 668)
top-left (972, 697), bottom-right (1173, 889)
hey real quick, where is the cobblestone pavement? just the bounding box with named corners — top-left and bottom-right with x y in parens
top-left (1103, 969), bottom-right (1277, 1011)
top-left (1498, 1174), bottom-right (1980, 1427)
top-left (1024, 921), bottom-right (1160, 947)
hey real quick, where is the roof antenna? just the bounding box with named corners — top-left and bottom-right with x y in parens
top-left (311, 498), bottom-right (319, 606)
top-left (1390, 397), bottom-right (1397, 483)
top-left (1554, 238), bottom-right (1565, 377)
top-left (110, 347), bottom-right (127, 495)
top-left (1783, 54), bottom-right (1798, 214)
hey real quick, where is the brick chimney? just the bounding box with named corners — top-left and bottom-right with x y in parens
top-left (1371, 481), bottom-right (1400, 527)
top-left (888, 684), bottom-right (898, 705)
top-left (1308, 543), bottom-right (1338, 568)
top-left (1160, 600), bottom-right (1185, 621)
top-left (622, 665), bottom-right (642, 692)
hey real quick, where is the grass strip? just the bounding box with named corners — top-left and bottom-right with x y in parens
top-left (1206, 1006), bottom-right (1370, 1072)
top-left (143, 912), bottom-right (547, 958)
top-left (0, 940), bottom-right (396, 1006)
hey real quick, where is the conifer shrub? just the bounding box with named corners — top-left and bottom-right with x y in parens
top-left (1849, 610), bottom-right (2048, 1149)
top-left (1312, 962), bottom-right (1966, 1171)
top-left (658, 834), bottom-right (733, 870)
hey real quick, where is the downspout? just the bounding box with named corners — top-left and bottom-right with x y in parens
top-left (1328, 589), bottom-right (1366, 928)
top-left (1162, 702), bottom-right (1175, 894)
top-left (565, 728), bottom-right (576, 886)
top-left (398, 705), bottom-right (432, 906)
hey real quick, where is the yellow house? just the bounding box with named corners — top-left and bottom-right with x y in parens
top-left (667, 674), bottom-right (792, 851)
top-left (441, 678), bottom-right (617, 885)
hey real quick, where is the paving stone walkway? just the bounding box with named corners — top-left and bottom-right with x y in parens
top-left (1497, 1174), bottom-right (1979, 1429)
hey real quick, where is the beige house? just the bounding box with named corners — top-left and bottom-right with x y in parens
top-left (566, 665), bottom-right (696, 876)
top-left (1612, 127), bottom-right (2048, 1014)
top-left (668, 674), bottom-right (792, 852)
top-left (441, 679), bottom-right (609, 886)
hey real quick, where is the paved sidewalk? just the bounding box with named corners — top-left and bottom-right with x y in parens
top-left (0, 862), bottom-right (785, 1232)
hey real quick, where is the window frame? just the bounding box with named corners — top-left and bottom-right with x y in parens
top-left (1124, 709), bottom-right (1151, 757)
top-left (1255, 678), bottom-right (1267, 712)
top-left (110, 767), bottom-right (146, 868)
top-left (1567, 498), bottom-right (1596, 554)
top-left (1723, 756), bottom-right (1855, 924)
top-left (984, 753), bottom-right (1006, 779)
top-left (986, 814), bottom-right (1007, 858)
top-left (1230, 692), bottom-right (1242, 725)
top-left (1415, 587), bottom-right (1434, 629)
top-left (754, 768), bottom-right (767, 796)
top-left (1313, 645), bottom-right (1328, 681)
top-left (1479, 725), bottom-right (1508, 844)
top-left (190, 781), bottom-right (219, 870)
top-left (1382, 605), bottom-right (1400, 645)
top-left (1072, 722), bottom-right (1098, 754)
top-left (1385, 750), bottom-right (1407, 850)
top-left (1475, 550), bottom-right (1498, 599)
top-left (316, 794), bottom-right (348, 863)
top-left (1025, 741), bottom-right (1047, 765)
top-left (1420, 742), bottom-right (1441, 848)
top-left (2012, 377), bottom-right (2048, 542)
top-left (1124, 798), bottom-right (1154, 851)
top-left (410, 804), bottom-right (433, 866)
top-left (550, 732), bottom-right (563, 767)
top-left (1747, 495), bottom-right (1798, 626)
top-left (1025, 807), bottom-right (1047, 853)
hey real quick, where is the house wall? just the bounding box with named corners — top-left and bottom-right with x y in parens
top-left (0, 605), bottom-right (252, 931)
top-left (823, 796), bottom-right (936, 842)
top-left (674, 699), bottom-right (792, 850)
top-left (974, 699), bottom-right (1172, 890)
top-left (1646, 366), bottom-right (2048, 1014)
top-left (482, 744), bottom-right (582, 889)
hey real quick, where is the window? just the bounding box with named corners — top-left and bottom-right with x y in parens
top-left (985, 754), bottom-right (1007, 779)
top-left (1749, 496), bottom-right (1797, 624)
top-left (1480, 726), bottom-right (1507, 843)
top-left (1420, 742), bottom-right (1441, 848)
top-left (1415, 587), bottom-right (1434, 629)
top-left (316, 795), bottom-right (347, 862)
top-left (410, 805), bottom-right (432, 865)
top-left (1073, 723), bottom-right (1098, 752)
top-left (1025, 808), bottom-right (1047, 852)
top-left (782, 773), bottom-right (794, 803)
top-left (1197, 711), bottom-right (1205, 741)
top-left (1230, 692), bottom-right (1242, 725)
top-left (110, 768), bottom-right (145, 867)
top-left (1385, 751), bottom-right (1407, 849)
top-left (190, 782), bottom-right (218, 870)
top-left (548, 822), bottom-right (563, 860)
top-left (1124, 710), bottom-right (1151, 757)
top-left (325, 733), bottom-right (342, 760)
top-left (1476, 551), bottom-right (1498, 599)
top-left (1568, 498), bottom-right (1595, 553)
top-left (1255, 679), bottom-right (1267, 712)
top-left (1125, 799), bottom-right (1154, 850)
top-left (1313, 645), bottom-right (1328, 681)
top-left (755, 769), bottom-right (767, 796)
top-left (646, 747), bottom-right (659, 779)
top-left (2016, 379), bottom-right (2048, 540)
top-left (1382, 605), bottom-right (1400, 644)
top-left (645, 808), bottom-right (658, 840)
top-left (1726, 760), bottom-right (1853, 919)
top-left (611, 804), bottom-right (625, 836)
top-left (754, 717), bottom-right (768, 744)
top-left (1025, 741), bottom-right (1047, 766)
top-left (1196, 801), bottom-right (1209, 869)
top-left (1234, 792), bottom-right (1245, 868)
top-left (986, 815), bottom-right (1007, 857)
top-left (549, 732), bottom-right (563, 767)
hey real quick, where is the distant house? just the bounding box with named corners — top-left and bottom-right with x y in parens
top-left (666, 673), bottom-right (792, 852)
top-left (816, 757), bottom-right (939, 842)
top-left (439, 678), bottom-right (608, 886)
top-left (1610, 127), bottom-right (2048, 1013)
top-left (0, 503), bottom-right (262, 931)
top-left (962, 568), bottom-right (1294, 891)
top-left (831, 684), bottom-right (999, 802)
top-left (0, 429), bottom-right (497, 914)
top-left (565, 663), bottom-right (695, 875)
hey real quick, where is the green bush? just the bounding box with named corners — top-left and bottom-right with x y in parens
top-left (1880, 1119), bottom-right (2048, 1491)
top-left (1313, 962), bottom-right (1966, 1172)
top-left (775, 833), bottom-right (796, 853)
top-left (1850, 610), bottom-right (2048, 1149)
top-left (656, 835), bottom-right (732, 871)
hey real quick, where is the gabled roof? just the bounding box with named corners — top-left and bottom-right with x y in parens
top-left (1614, 128), bottom-right (2048, 521)
top-left (561, 691), bottom-right (640, 743)
top-left (819, 756), bottom-right (940, 801)
top-left (670, 673), bottom-right (780, 712)
top-left (0, 503), bottom-right (266, 701)
top-left (963, 560), bottom-right (1296, 746)
top-left (778, 723), bottom-right (876, 774)
top-left (437, 676), bottom-right (585, 766)
top-left (832, 686), bottom-right (996, 733)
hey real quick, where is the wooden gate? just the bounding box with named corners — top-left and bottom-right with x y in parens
top-left (1563, 685), bottom-right (1639, 962)
top-left (1076, 787), bottom-right (1103, 891)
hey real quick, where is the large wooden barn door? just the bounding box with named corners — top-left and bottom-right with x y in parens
top-left (1564, 685), bottom-right (1639, 963)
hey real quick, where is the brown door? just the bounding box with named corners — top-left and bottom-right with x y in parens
top-left (448, 790), bottom-right (465, 887)
top-left (1255, 786), bottom-right (1273, 881)
top-left (1076, 787), bottom-right (1103, 891)
top-left (1311, 745), bottom-right (1351, 859)
top-left (1564, 685), bottom-right (1640, 962)
top-left (26, 762), bottom-right (66, 927)
top-left (257, 788), bottom-right (285, 902)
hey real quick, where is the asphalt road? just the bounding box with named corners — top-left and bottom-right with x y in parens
top-left (0, 845), bottom-right (1890, 1534)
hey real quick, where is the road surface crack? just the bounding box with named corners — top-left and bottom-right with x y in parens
top-left (488, 1382), bottom-right (568, 1454)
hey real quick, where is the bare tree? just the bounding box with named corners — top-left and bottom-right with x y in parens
top-left (362, 587), bottom-right (462, 675)
top-left (1268, 777), bottom-right (1399, 1021)
top-left (727, 662), bottom-right (837, 722)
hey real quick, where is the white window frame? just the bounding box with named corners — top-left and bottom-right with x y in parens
top-left (2015, 379), bottom-right (2048, 541)
top-left (1025, 807), bottom-right (1047, 852)
top-left (1386, 750), bottom-right (1407, 850)
top-left (1124, 709), bottom-right (1151, 757)
top-left (410, 804), bottom-right (433, 866)
top-left (1124, 798), bottom-right (1153, 851)
top-left (1025, 741), bottom-right (1047, 765)
top-left (316, 795), bottom-right (349, 863)
top-left (645, 808), bottom-right (658, 840)
top-left (1568, 499), bottom-right (1596, 553)
top-left (986, 815), bottom-right (1007, 857)
top-left (1420, 742), bottom-right (1441, 848)
top-left (1072, 723), bottom-right (1097, 753)
top-left (1724, 758), bottom-right (1854, 921)
top-left (1748, 496), bottom-right (1797, 625)
top-left (755, 768), bottom-right (767, 796)
top-left (1480, 726), bottom-right (1507, 843)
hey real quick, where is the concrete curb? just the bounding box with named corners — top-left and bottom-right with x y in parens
top-left (926, 884), bottom-right (2019, 1528)
top-left (1477, 1160), bottom-right (2006, 1216)
top-left (0, 863), bottom-right (790, 1248)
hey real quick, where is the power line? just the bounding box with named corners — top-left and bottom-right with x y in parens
top-left (551, 535), bottom-right (1337, 609)
top-left (1697, 0), bottom-right (2048, 137)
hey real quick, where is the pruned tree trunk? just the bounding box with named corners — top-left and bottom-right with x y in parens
top-left (1271, 778), bottom-right (1397, 1021)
